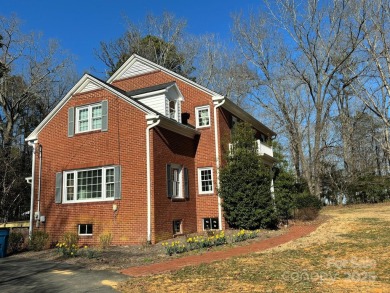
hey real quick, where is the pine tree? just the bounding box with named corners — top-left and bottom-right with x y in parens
top-left (219, 122), bottom-right (277, 229)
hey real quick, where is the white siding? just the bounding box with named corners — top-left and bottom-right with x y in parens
top-left (120, 60), bottom-right (156, 79)
top-left (79, 81), bottom-right (101, 93)
top-left (138, 94), bottom-right (166, 115)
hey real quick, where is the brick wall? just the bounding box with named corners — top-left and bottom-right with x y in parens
top-left (151, 127), bottom-right (197, 243)
top-left (35, 88), bottom-right (149, 245)
top-left (114, 72), bottom-right (221, 234)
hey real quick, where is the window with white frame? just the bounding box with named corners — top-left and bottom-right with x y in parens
top-left (78, 224), bottom-right (93, 235)
top-left (198, 167), bottom-right (213, 194)
top-left (203, 218), bottom-right (219, 230)
top-left (167, 164), bottom-right (189, 199)
top-left (76, 103), bottom-right (102, 133)
top-left (63, 166), bottom-right (116, 203)
top-left (195, 106), bottom-right (210, 128)
top-left (173, 219), bottom-right (182, 235)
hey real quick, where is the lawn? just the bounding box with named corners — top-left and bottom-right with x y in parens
top-left (118, 203), bottom-right (390, 292)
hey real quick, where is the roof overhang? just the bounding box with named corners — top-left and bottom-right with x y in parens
top-left (146, 114), bottom-right (199, 139)
top-left (108, 54), bottom-right (223, 98)
top-left (26, 74), bottom-right (153, 141)
top-left (220, 98), bottom-right (277, 139)
top-left (131, 83), bottom-right (184, 101)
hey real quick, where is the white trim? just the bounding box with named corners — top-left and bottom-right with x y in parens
top-left (197, 167), bottom-right (214, 194)
top-left (195, 105), bottom-right (211, 128)
top-left (213, 97), bottom-right (225, 230)
top-left (75, 103), bottom-right (102, 133)
top-left (62, 166), bottom-right (115, 203)
top-left (170, 163), bottom-right (184, 199)
top-left (146, 114), bottom-right (160, 243)
top-left (78, 224), bottom-right (93, 236)
top-left (28, 141), bottom-right (37, 239)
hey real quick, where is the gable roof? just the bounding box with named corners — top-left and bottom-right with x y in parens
top-left (25, 74), bottom-right (156, 141)
top-left (108, 54), bottom-right (276, 138)
top-left (107, 54), bottom-right (223, 98)
top-left (26, 74), bottom-right (199, 141)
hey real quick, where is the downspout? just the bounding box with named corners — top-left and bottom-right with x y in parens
top-left (213, 96), bottom-right (226, 230)
top-left (145, 114), bottom-right (160, 243)
top-left (36, 144), bottom-right (43, 227)
top-left (27, 140), bottom-right (37, 239)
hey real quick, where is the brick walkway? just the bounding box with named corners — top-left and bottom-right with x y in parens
top-left (121, 223), bottom-right (319, 277)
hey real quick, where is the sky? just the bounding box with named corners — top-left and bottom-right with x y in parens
top-left (2, 0), bottom-right (263, 78)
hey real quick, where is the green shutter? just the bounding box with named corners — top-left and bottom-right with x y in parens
top-left (55, 172), bottom-right (62, 203)
top-left (184, 167), bottom-right (189, 199)
top-left (101, 100), bottom-right (108, 132)
top-left (68, 107), bottom-right (74, 137)
top-left (167, 164), bottom-right (172, 198)
top-left (114, 165), bottom-right (121, 199)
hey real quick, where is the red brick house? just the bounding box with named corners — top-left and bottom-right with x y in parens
top-left (26, 54), bottom-right (276, 245)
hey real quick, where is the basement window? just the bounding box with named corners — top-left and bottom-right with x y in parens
top-left (173, 220), bottom-right (183, 235)
top-left (78, 224), bottom-right (93, 236)
top-left (203, 218), bottom-right (219, 230)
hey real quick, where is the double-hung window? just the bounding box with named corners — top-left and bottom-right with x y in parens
top-left (76, 103), bottom-right (102, 133)
top-left (195, 106), bottom-right (210, 128)
top-left (198, 167), bottom-right (213, 194)
top-left (61, 166), bottom-right (120, 203)
top-left (68, 101), bottom-right (108, 137)
top-left (167, 164), bottom-right (189, 199)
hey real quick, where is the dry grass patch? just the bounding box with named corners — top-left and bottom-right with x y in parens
top-left (118, 203), bottom-right (390, 292)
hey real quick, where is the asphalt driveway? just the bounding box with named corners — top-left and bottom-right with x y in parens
top-left (0, 257), bottom-right (128, 292)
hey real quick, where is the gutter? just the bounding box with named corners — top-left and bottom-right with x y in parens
top-left (27, 140), bottom-right (37, 239)
top-left (212, 96), bottom-right (226, 230)
top-left (145, 114), bottom-right (160, 243)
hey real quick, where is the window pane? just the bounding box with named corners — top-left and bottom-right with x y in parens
top-left (172, 168), bottom-right (180, 197)
top-left (79, 108), bottom-right (88, 120)
top-left (92, 106), bottom-right (102, 118)
top-left (66, 173), bottom-right (74, 201)
top-left (201, 169), bottom-right (213, 192)
top-left (79, 120), bottom-right (88, 132)
top-left (92, 106), bottom-right (102, 129)
top-left (169, 100), bottom-right (176, 119)
top-left (198, 108), bottom-right (210, 126)
top-left (77, 169), bottom-right (102, 199)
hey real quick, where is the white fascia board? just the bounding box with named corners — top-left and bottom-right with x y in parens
top-left (26, 74), bottom-right (153, 141)
top-left (108, 54), bottom-right (224, 99)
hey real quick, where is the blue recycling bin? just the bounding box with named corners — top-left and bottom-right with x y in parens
top-left (0, 228), bottom-right (10, 258)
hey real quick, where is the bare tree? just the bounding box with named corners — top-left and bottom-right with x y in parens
top-left (96, 12), bottom-right (196, 78)
top-left (0, 15), bottom-right (76, 222)
top-left (233, 0), bottom-right (366, 197)
top-left (350, 0), bottom-right (390, 171)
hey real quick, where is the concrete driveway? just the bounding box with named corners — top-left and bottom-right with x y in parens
top-left (0, 257), bottom-right (128, 292)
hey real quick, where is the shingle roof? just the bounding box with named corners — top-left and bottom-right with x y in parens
top-left (126, 82), bottom-right (176, 97)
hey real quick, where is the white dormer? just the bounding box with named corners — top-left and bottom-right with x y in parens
top-left (128, 82), bottom-right (184, 123)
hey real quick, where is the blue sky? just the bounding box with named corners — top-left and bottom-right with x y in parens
top-left (2, 0), bottom-right (263, 77)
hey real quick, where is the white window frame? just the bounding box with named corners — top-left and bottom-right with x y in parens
top-left (195, 105), bottom-right (211, 128)
top-left (173, 219), bottom-right (183, 235)
top-left (203, 218), bottom-right (219, 230)
top-left (63, 166), bottom-right (115, 203)
top-left (75, 103), bottom-right (102, 133)
top-left (171, 164), bottom-right (183, 199)
top-left (198, 167), bottom-right (214, 194)
top-left (78, 224), bottom-right (93, 236)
